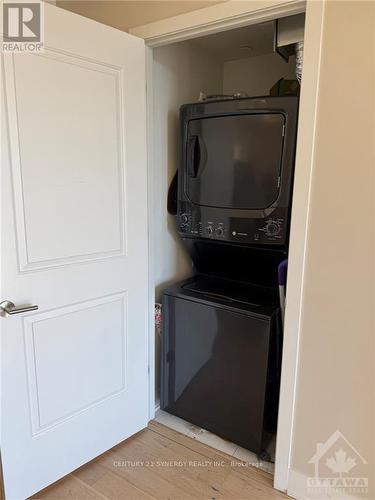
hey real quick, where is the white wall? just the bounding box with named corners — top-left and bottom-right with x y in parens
top-left (287, 1), bottom-right (375, 498)
top-left (152, 41), bottom-right (222, 401)
top-left (223, 52), bottom-right (296, 96)
top-left (152, 41), bottom-right (223, 300)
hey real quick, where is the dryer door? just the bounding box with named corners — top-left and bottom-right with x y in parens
top-left (186, 114), bottom-right (285, 210)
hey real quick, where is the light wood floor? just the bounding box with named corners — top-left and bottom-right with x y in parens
top-left (31, 421), bottom-right (288, 500)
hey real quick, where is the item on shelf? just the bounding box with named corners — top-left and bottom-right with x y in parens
top-left (198, 91), bottom-right (248, 101)
top-left (155, 303), bottom-right (162, 338)
top-left (270, 78), bottom-right (299, 96)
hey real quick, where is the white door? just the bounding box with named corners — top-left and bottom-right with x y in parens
top-left (1, 4), bottom-right (149, 499)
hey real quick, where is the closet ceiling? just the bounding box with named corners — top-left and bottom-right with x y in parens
top-left (56, 1), bottom-right (224, 32)
top-left (190, 21), bottom-right (276, 62)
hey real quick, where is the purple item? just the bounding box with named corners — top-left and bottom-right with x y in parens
top-left (278, 259), bottom-right (288, 325)
top-left (278, 259), bottom-right (288, 286)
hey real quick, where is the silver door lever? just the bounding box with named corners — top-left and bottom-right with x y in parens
top-left (0, 300), bottom-right (38, 317)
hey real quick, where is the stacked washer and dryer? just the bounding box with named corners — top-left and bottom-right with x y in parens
top-left (160, 95), bottom-right (298, 456)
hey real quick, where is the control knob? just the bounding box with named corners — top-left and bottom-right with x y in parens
top-left (206, 226), bottom-right (214, 235)
top-left (216, 227), bottom-right (224, 236)
top-left (265, 221), bottom-right (281, 237)
top-left (180, 213), bottom-right (189, 225)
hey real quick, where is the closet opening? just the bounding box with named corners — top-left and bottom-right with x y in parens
top-left (151, 12), bottom-right (305, 477)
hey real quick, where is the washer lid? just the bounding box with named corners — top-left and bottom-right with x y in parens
top-left (182, 275), bottom-right (279, 310)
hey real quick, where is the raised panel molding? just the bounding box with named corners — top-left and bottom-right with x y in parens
top-left (23, 293), bottom-right (127, 436)
top-left (3, 49), bottom-right (127, 272)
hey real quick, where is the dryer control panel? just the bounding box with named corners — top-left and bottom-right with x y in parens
top-left (178, 203), bottom-right (288, 246)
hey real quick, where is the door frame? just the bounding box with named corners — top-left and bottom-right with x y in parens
top-left (134, 0), bottom-right (325, 495)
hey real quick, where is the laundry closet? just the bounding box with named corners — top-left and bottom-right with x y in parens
top-left (149, 13), bottom-right (306, 465)
top-left (2, 1), bottom-right (372, 498)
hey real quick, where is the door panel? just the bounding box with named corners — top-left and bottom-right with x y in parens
top-left (24, 294), bottom-right (127, 433)
top-left (1, 4), bottom-right (148, 499)
top-left (11, 50), bottom-right (126, 268)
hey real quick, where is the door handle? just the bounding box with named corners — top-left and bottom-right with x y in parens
top-left (0, 300), bottom-right (38, 317)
